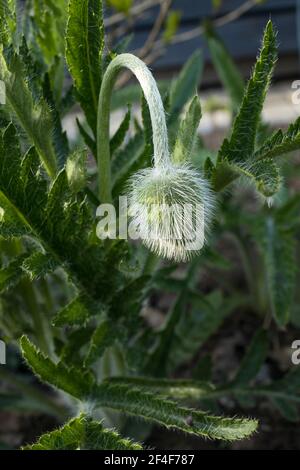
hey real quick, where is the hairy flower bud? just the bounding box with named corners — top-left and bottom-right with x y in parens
top-left (127, 163), bottom-right (215, 262)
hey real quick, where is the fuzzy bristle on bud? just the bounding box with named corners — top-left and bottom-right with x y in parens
top-left (127, 164), bottom-right (215, 262)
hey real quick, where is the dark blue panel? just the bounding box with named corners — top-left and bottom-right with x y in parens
top-left (128, 7), bottom-right (297, 71)
top-left (128, 0), bottom-right (296, 28)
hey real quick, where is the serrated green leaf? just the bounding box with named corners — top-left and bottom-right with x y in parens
top-left (66, 149), bottom-right (87, 193)
top-left (42, 72), bottom-right (69, 166)
top-left (23, 414), bottom-right (142, 450)
top-left (0, 254), bottom-right (27, 292)
top-left (84, 318), bottom-right (116, 366)
top-left (255, 117), bottom-right (300, 160)
top-left (21, 251), bottom-right (59, 280)
top-left (32, 0), bottom-right (67, 64)
top-left (0, 0), bottom-right (16, 46)
top-left (94, 381), bottom-right (258, 441)
top-left (20, 336), bottom-right (95, 399)
top-left (218, 21), bottom-right (277, 163)
top-left (0, 52), bottom-right (57, 178)
top-left (52, 295), bottom-right (96, 327)
top-left (66, 0), bottom-right (104, 134)
top-left (233, 159), bottom-right (281, 197)
top-left (172, 95), bottom-right (202, 164)
top-left (251, 216), bottom-right (296, 326)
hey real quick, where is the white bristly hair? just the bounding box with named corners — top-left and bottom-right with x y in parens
top-left (127, 163), bottom-right (215, 262)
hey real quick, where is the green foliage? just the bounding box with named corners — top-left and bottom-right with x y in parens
top-left (21, 335), bottom-right (95, 399)
top-left (66, 0), bottom-right (104, 134)
top-left (0, 0), bottom-right (16, 47)
top-left (0, 8), bottom-right (299, 451)
top-left (172, 96), bottom-right (202, 164)
top-left (32, 0), bottom-right (67, 65)
top-left (0, 53), bottom-right (58, 177)
top-left (0, 254), bottom-right (27, 292)
top-left (255, 117), bottom-right (300, 160)
top-left (209, 21), bottom-right (281, 200)
top-left (107, 377), bottom-right (214, 400)
top-left (95, 381), bottom-right (258, 441)
top-left (24, 414), bottom-right (142, 450)
top-left (84, 318), bottom-right (116, 366)
top-left (22, 252), bottom-right (59, 280)
top-left (250, 214), bottom-right (297, 326)
top-left (218, 21), bottom-right (277, 163)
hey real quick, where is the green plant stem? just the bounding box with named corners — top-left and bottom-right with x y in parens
top-left (97, 53), bottom-right (169, 203)
top-left (0, 367), bottom-right (69, 419)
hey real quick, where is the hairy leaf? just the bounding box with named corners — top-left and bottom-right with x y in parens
top-left (0, 52), bottom-right (57, 177)
top-left (66, 0), bottom-right (104, 133)
top-left (94, 381), bottom-right (258, 441)
top-left (84, 318), bottom-right (116, 366)
top-left (255, 117), bottom-right (300, 160)
top-left (218, 21), bottom-right (277, 163)
top-left (173, 95), bottom-right (202, 164)
top-left (251, 216), bottom-right (296, 326)
top-left (20, 336), bottom-right (95, 399)
top-left (24, 414), bottom-right (142, 450)
top-left (22, 251), bottom-right (59, 280)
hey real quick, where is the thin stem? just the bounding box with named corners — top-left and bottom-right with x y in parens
top-left (97, 53), bottom-right (169, 203)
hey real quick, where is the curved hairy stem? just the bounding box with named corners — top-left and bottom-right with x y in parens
top-left (97, 53), bottom-right (170, 203)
